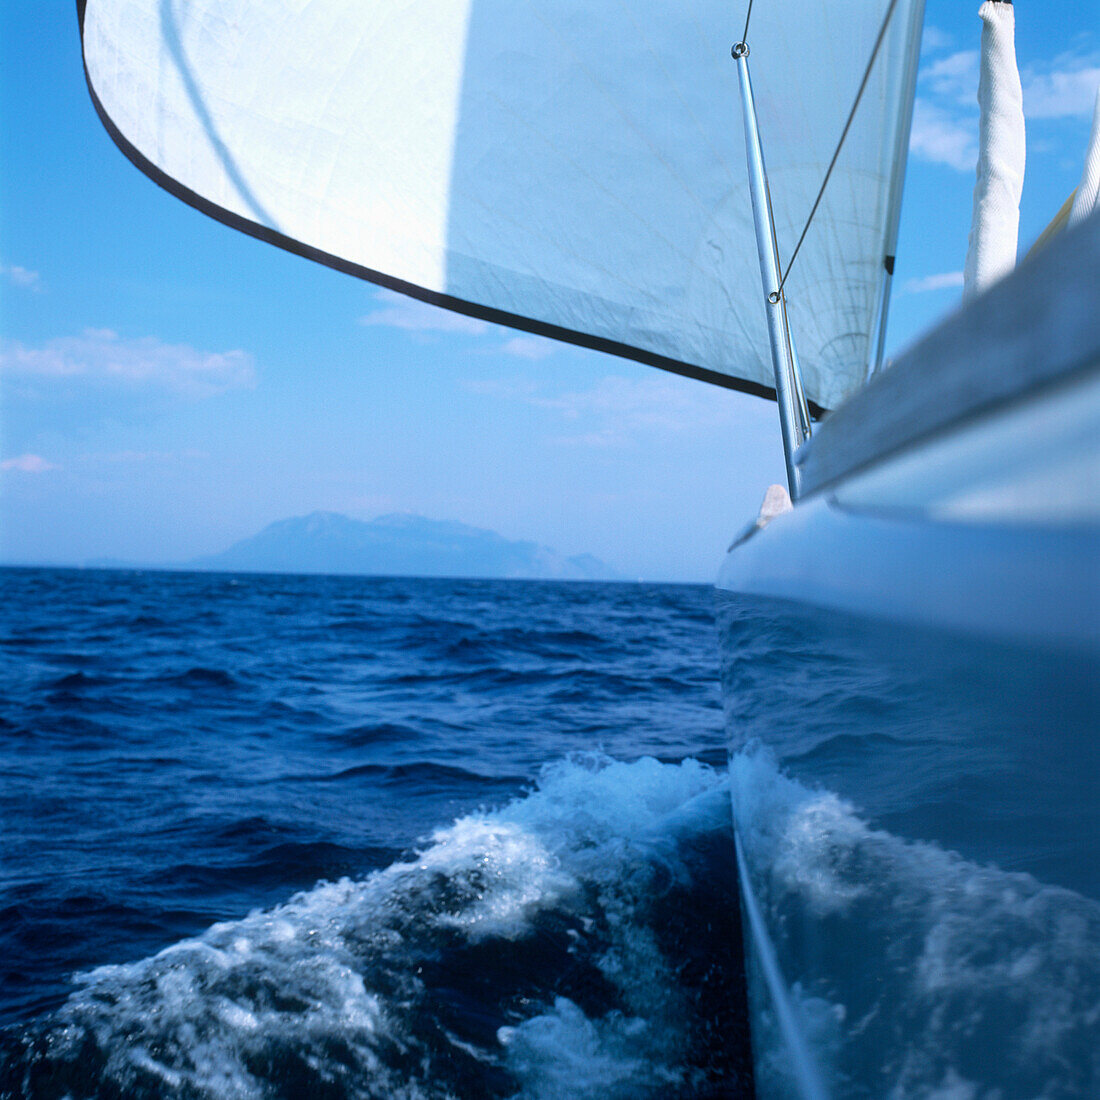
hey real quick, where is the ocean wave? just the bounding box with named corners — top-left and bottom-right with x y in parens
top-left (156, 667), bottom-right (242, 689)
top-left (327, 722), bottom-right (429, 748)
top-left (289, 762), bottom-right (528, 789)
top-left (0, 756), bottom-right (752, 1100)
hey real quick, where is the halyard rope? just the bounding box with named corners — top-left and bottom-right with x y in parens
top-left (740, 0), bottom-right (901, 303)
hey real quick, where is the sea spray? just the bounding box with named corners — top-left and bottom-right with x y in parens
top-left (0, 755), bottom-right (753, 1099)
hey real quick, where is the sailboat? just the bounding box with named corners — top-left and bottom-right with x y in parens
top-left (76, 0), bottom-right (1099, 1096)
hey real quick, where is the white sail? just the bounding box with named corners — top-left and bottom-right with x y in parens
top-left (1068, 87), bottom-right (1100, 230)
top-left (79, 0), bottom-right (924, 411)
top-left (964, 0), bottom-right (1026, 299)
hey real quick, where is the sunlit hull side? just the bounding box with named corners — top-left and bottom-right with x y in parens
top-left (716, 215), bottom-right (1100, 1099)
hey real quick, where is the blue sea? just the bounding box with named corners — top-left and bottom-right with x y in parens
top-left (5, 566), bottom-right (1099, 1100)
top-left (0, 567), bottom-right (751, 1099)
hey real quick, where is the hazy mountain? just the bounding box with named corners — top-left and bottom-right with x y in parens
top-left (186, 512), bottom-right (621, 580)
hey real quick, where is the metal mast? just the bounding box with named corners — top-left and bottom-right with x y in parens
top-left (732, 41), bottom-right (811, 500)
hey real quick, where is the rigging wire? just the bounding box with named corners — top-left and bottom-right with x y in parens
top-left (739, 0), bottom-right (755, 53)
top-left (768, 0), bottom-right (901, 302)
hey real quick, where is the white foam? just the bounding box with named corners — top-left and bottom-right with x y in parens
top-left (499, 997), bottom-right (672, 1100)
top-left (418, 817), bottom-right (579, 941)
top-left (33, 754), bottom-right (732, 1099)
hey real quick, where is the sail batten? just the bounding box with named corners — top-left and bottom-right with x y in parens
top-left (79, 0), bottom-right (924, 411)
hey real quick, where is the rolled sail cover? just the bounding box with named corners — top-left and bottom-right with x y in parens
top-left (78, 0), bottom-right (924, 411)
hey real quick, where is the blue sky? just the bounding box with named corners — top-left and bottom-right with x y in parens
top-left (2, 1), bottom-right (1097, 581)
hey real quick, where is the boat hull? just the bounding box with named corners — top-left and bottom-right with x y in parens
top-left (715, 571), bottom-right (1099, 1098)
top-left (716, 423), bottom-right (1100, 1097)
top-left (716, 208), bottom-right (1100, 1097)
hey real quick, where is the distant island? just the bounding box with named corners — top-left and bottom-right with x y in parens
top-left (177, 512), bottom-right (621, 581)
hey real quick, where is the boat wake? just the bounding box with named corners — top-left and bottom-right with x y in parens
top-left (0, 756), bottom-right (752, 1100)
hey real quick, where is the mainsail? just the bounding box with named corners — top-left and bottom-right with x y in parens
top-left (78, 0), bottom-right (924, 412)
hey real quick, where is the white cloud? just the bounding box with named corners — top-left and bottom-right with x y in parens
top-left (922, 49), bottom-right (979, 104)
top-left (1023, 57), bottom-right (1100, 119)
top-left (910, 43), bottom-right (1100, 172)
top-left (360, 289), bottom-right (488, 335)
top-left (537, 376), bottom-right (690, 422)
top-left (910, 50), bottom-right (979, 173)
top-left (902, 271), bottom-right (965, 294)
top-left (1, 453), bottom-right (58, 473)
top-left (920, 26), bottom-right (954, 56)
top-left (468, 374), bottom-right (748, 447)
top-left (1, 263), bottom-right (42, 290)
top-left (910, 98), bottom-right (977, 171)
top-left (499, 335), bottom-right (556, 360)
top-left (0, 329), bottom-right (255, 397)
top-left (917, 47), bottom-right (1100, 120)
